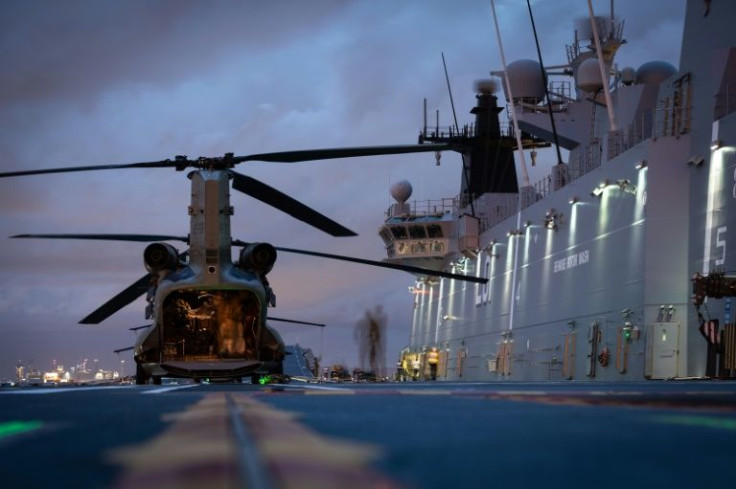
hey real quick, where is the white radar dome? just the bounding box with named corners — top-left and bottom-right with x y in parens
top-left (619, 66), bottom-right (636, 85)
top-left (503, 59), bottom-right (545, 103)
top-left (390, 180), bottom-right (413, 203)
top-left (636, 61), bottom-right (677, 85)
top-left (576, 57), bottom-right (604, 93)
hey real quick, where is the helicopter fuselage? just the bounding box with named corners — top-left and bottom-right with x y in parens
top-left (134, 169), bottom-right (283, 383)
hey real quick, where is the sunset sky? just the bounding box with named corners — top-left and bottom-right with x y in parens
top-left (0, 0), bottom-right (685, 378)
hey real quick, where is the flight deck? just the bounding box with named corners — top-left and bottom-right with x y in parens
top-left (1, 380), bottom-right (735, 488)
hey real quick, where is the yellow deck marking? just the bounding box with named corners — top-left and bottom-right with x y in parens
top-left (108, 394), bottom-right (239, 489)
top-left (108, 392), bottom-right (400, 489)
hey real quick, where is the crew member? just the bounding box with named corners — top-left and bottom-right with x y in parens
top-left (427, 347), bottom-right (439, 380)
top-left (411, 356), bottom-right (421, 381)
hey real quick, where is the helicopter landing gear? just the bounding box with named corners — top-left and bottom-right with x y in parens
top-left (152, 376), bottom-right (162, 385)
top-left (135, 364), bottom-right (149, 385)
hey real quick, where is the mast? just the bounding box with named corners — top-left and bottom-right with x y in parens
top-left (587, 0), bottom-right (618, 131)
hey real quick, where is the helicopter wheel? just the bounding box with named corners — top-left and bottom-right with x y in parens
top-left (135, 364), bottom-right (148, 385)
top-left (152, 376), bottom-right (162, 385)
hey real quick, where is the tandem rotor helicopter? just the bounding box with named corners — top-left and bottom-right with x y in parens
top-left (0, 145), bottom-right (486, 384)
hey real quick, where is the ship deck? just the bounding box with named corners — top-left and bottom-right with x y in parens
top-left (1, 380), bottom-right (735, 488)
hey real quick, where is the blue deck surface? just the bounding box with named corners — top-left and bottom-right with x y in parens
top-left (0, 381), bottom-right (734, 488)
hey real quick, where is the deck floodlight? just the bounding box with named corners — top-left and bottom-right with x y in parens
top-left (688, 155), bottom-right (705, 166)
top-left (617, 179), bottom-right (636, 194)
top-left (590, 180), bottom-right (610, 197)
top-left (544, 209), bottom-right (561, 230)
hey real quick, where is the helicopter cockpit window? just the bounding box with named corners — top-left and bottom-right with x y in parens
top-left (161, 289), bottom-right (261, 362)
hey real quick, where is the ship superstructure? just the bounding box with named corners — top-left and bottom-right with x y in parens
top-left (386, 0), bottom-right (736, 381)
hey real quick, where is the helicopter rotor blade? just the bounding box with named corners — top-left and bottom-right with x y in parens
top-left (80, 274), bottom-right (153, 324)
top-left (267, 317), bottom-right (326, 328)
top-left (230, 171), bottom-right (356, 237)
top-left (10, 230), bottom-right (191, 324)
top-left (12, 233), bottom-right (190, 323)
top-left (0, 144), bottom-right (456, 178)
top-left (83, 250), bottom-right (188, 324)
top-left (114, 346), bottom-right (135, 354)
top-left (11, 233), bottom-right (188, 243)
top-left (232, 240), bottom-right (487, 284)
top-left (236, 143), bottom-right (452, 163)
top-left (0, 159), bottom-right (181, 178)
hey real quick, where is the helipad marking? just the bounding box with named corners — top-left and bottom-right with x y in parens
top-left (284, 384), bottom-right (347, 391)
top-left (651, 414), bottom-right (736, 431)
top-left (1, 385), bottom-right (132, 395)
top-left (0, 420), bottom-right (43, 439)
top-left (141, 384), bottom-right (200, 395)
top-left (107, 392), bottom-right (399, 488)
top-left (397, 389), bottom-right (452, 396)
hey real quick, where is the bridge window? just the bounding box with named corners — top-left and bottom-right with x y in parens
top-left (427, 224), bottom-right (443, 238)
top-left (409, 225), bottom-right (427, 239)
top-left (390, 226), bottom-right (408, 240)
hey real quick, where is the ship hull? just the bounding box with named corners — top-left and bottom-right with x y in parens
top-left (400, 0), bottom-right (736, 381)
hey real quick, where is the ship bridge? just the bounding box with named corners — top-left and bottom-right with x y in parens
top-left (379, 182), bottom-right (478, 275)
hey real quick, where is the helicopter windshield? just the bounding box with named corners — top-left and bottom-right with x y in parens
top-left (160, 289), bottom-right (261, 362)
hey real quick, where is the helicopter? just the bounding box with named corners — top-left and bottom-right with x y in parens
top-left (0, 145), bottom-right (486, 384)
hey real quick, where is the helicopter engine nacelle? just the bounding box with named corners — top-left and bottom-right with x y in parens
top-left (239, 242), bottom-right (277, 275)
top-left (144, 243), bottom-right (180, 272)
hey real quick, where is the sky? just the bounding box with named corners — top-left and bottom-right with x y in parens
top-left (0, 0), bottom-right (686, 379)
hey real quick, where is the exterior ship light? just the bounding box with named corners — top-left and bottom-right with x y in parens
top-left (544, 209), bottom-right (561, 230)
top-left (617, 179), bottom-right (636, 194)
top-left (688, 155), bottom-right (705, 166)
top-left (591, 180), bottom-right (610, 197)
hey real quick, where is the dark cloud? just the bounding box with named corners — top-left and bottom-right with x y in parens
top-left (0, 0), bottom-right (351, 108)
